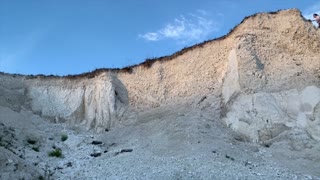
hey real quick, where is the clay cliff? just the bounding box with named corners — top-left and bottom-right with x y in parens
top-left (0, 9), bottom-right (319, 143)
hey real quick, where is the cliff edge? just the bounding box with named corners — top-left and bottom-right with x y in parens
top-left (0, 9), bottom-right (319, 142)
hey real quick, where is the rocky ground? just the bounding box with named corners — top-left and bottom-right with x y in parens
top-left (1, 102), bottom-right (319, 180)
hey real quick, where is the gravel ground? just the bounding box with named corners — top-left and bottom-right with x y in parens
top-left (0, 105), bottom-right (319, 180)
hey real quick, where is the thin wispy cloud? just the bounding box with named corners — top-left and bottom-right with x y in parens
top-left (0, 53), bottom-right (17, 72)
top-left (303, 2), bottom-right (320, 16)
top-left (139, 10), bottom-right (219, 44)
top-left (0, 28), bottom-right (48, 73)
top-left (196, 9), bottom-right (208, 16)
top-left (140, 32), bottom-right (160, 41)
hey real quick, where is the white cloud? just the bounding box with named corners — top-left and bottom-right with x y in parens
top-left (160, 18), bottom-right (186, 38)
top-left (139, 10), bottom-right (219, 44)
top-left (139, 32), bottom-right (160, 41)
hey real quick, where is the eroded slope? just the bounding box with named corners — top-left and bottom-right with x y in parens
top-left (0, 8), bottom-right (319, 144)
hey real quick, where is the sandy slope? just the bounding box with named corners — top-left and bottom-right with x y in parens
top-left (0, 102), bottom-right (319, 179)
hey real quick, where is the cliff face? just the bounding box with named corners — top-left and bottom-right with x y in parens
top-left (25, 73), bottom-right (128, 132)
top-left (221, 9), bottom-right (320, 142)
top-left (116, 9), bottom-right (320, 142)
top-left (0, 73), bottom-right (128, 132)
top-left (0, 9), bottom-right (319, 142)
top-left (117, 9), bottom-right (320, 108)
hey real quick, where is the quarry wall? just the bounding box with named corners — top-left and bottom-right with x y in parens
top-left (0, 9), bottom-right (319, 142)
top-left (3, 73), bottom-right (129, 132)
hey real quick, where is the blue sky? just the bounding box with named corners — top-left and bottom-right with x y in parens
top-left (0, 1), bottom-right (319, 75)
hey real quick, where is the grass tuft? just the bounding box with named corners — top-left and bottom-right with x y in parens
top-left (61, 134), bottom-right (68, 142)
top-left (32, 146), bottom-right (40, 152)
top-left (48, 149), bottom-right (63, 158)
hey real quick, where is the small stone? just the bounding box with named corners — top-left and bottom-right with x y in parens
top-left (225, 155), bottom-right (235, 161)
top-left (90, 152), bottom-right (102, 157)
top-left (245, 161), bottom-right (252, 166)
top-left (309, 116), bottom-right (315, 121)
top-left (306, 175), bottom-right (312, 179)
top-left (114, 149), bottom-right (133, 156)
top-left (55, 166), bottom-right (63, 170)
top-left (66, 162), bottom-right (72, 167)
top-left (8, 159), bottom-right (13, 163)
top-left (92, 141), bottom-right (102, 145)
top-left (120, 149), bottom-right (133, 153)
